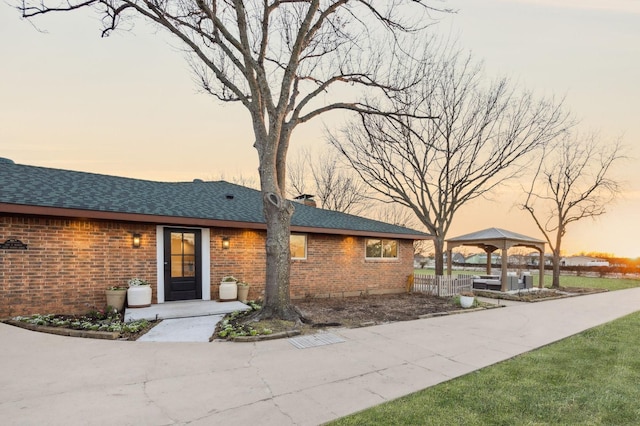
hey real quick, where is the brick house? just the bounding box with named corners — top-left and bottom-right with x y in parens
top-left (0, 158), bottom-right (431, 317)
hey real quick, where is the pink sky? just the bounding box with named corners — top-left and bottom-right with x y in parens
top-left (1, 0), bottom-right (639, 257)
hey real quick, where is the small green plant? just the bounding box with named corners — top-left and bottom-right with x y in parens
top-left (215, 301), bottom-right (274, 339)
top-left (222, 275), bottom-right (238, 282)
top-left (127, 277), bottom-right (149, 286)
top-left (246, 300), bottom-right (261, 310)
top-left (107, 286), bottom-right (127, 291)
top-left (14, 310), bottom-right (149, 335)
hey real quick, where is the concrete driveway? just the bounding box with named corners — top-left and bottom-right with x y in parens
top-left (1, 288), bottom-right (639, 425)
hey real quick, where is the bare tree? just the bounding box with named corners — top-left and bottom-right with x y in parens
top-left (18, 0), bottom-right (448, 320)
top-left (329, 45), bottom-right (570, 275)
top-left (521, 132), bottom-right (625, 288)
top-left (370, 203), bottom-right (417, 228)
top-left (287, 149), bottom-right (310, 201)
top-left (212, 173), bottom-right (260, 190)
top-left (288, 148), bottom-right (369, 214)
top-left (414, 240), bottom-right (432, 257)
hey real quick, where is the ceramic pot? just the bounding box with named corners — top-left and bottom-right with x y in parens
top-left (237, 285), bottom-right (250, 303)
top-left (460, 295), bottom-right (475, 308)
top-left (219, 281), bottom-right (238, 301)
top-left (105, 288), bottom-right (127, 312)
top-left (127, 286), bottom-right (152, 308)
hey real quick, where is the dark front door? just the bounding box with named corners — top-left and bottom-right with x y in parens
top-left (164, 228), bottom-right (202, 301)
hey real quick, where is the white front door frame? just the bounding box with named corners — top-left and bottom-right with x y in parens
top-left (156, 225), bottom-right (210, 303)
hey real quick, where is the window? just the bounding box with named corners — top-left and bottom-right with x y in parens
top-left (290, 234), bottom-right (307, 259)
top-left (365, 238), bottom-right (398, 259)
top-left (170, 231), bottom-right (196, 277)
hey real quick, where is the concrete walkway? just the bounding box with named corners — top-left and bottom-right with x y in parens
top-left (125, 300), bottom-right (250, 342)
top-left (1, 288), bottom-right (639, 425)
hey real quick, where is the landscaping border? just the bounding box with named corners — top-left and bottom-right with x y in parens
top-left (2, 319), bottom-right (121, 340)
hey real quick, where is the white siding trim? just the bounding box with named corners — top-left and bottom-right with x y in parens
top-left (156, 226), bottom-right (165, 303)
top-left (201, 228), bottom-right (211, 300)
top-left (156, 225), bottom-right (211, 303)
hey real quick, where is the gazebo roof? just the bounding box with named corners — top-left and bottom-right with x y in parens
top-left (446, 227), bottom-right (545, 252)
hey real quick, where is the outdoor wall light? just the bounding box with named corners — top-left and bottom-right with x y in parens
top-left (222, 236), bottom-right (230, 250)
top-left (132, 233), bottom-right (142, 248)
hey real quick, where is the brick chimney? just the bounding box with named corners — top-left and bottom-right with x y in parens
top-left (294, 194), bottom-right (317, 207)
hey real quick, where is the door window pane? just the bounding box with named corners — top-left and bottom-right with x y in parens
top-left (170, 232), bottom-right (197, 277)
top-left (171, 255), bottom-right (183, 277)
top-left (183, 234), bottom-right (195, 255)
top-left (171, 233), bottom-right (183, 255)
top-left (183, 255), bottom-right (195, 277)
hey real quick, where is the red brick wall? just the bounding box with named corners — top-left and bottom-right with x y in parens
top-left (209, 228), bottom-right (267, 301)
top-left (0, 215), bottom-right (156, 317)
top-left (1, 215), bottom-right (414, 317)
top-left (209, 230), bottom-right (413, 301)
top-left (290, 235), bottom-right (413, 299)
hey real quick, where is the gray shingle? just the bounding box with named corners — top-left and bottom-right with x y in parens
top-left (0, 159), bottom-right (430, 238)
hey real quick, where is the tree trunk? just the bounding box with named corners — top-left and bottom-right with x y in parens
top-left (551, 250), bottom-right (561, 288)
top-left (255, 191), bottom-right (302, 321)
top-left (551, 226), bottom-right (563, 289)
top-left (253, 122), bottom-right (303, 322)
top-left (433, 237), bottom-right (445, 276)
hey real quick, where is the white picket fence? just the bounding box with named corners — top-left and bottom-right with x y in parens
top-left (411, 274), bottom-right (473, 297)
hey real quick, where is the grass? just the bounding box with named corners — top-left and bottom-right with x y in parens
top-left (328, 311), bottom-right (640, 425)
top-left (414, 269), bottom-right (640, 292)
top-left (539, 274), bottom-right (639, 291)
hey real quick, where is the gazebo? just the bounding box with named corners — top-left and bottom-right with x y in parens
top-left (446, 228), bottom-right (546, 291)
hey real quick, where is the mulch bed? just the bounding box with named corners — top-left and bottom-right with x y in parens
top-left (295, 292), bottom-right (460, 327)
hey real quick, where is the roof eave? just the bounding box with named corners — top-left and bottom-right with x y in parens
top-left (0, 203), bottom-right (266, 230)
top-left (290, 225), bottom-right (433, 240)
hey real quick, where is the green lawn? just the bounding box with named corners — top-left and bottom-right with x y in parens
top-left (328, 311), bottom-right (640, 425)
top-left (414, 269), bottom-right (640, 291)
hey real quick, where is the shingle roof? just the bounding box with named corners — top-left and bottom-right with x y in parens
top-left (446, 227), bottom-right (545, 252)
top-left (447, 227), bottom-right (545, 244)
top-left (0, 158), bottom-right (430, 239)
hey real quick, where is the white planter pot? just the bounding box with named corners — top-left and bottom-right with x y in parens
top-left (127, 286), bottom-right (152, 308)
top-left (219, 281), bottom-right (238, 301)
top-left (460, 295), bottom-right (475, 309)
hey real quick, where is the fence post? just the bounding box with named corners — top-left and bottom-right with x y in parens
top-left (406, 274), bottom-right (414, 293)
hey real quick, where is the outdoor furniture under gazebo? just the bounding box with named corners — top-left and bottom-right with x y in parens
top-left (446, 228), bottom-right (546, 292)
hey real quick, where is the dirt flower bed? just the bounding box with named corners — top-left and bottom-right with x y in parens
top-left (296, 292), bottom-right (460, 326)
top-left (214, 293), bottom-right (471, 340)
